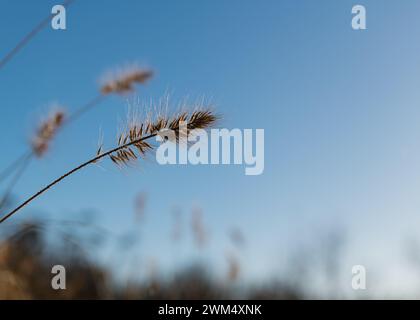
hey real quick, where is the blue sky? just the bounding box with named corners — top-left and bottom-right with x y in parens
top-left (2, 0), bottom-right (420, 296)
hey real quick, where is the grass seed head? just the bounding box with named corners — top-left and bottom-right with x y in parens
top-left (107, 103), bottom-right (218, 167)
top-left (100, 67), bottom-right (153, 95)
top-left (31, 109), bottom-right (66, 157)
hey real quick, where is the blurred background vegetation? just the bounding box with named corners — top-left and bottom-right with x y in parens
top-left (3, 1), bottom-right (420, 300)
top-left (0, 215), bottom-right (302, 299)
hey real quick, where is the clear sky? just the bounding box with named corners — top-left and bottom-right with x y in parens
top-left (2, 0), bottom-right (420, 297)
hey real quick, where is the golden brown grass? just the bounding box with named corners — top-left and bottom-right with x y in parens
top-left (100, 67), bottom-right (153, 95)
top-left (0, 65), bottom-right (154, 212)
top-left (0, 65), bottom-right (154, 182)
top-left (0, 108), bottom-right (218, 224)
top-left (31, 109), bottom-right (66, 157)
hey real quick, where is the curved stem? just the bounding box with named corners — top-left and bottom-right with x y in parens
top-left (0, 133), bottom-right (157, 224)
top-left (65, 94), bottom-right (106, 124)
top-left (0, 94), bottom-right (105, 192)
top-left (0, 94), bottom-right (105, 206)
top-left (0, 151), bottom-right (31, 184)
top-left (0, 153), bottom-right (33, 210)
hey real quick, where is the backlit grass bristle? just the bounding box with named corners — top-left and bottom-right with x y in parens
top-left (107, 108), bottom-right (218, 167)
top-left (0, 103), bottom-right (219, 224)
top-left (31, 109), bottom-right (66, 157)
top-left (100, 67), bottom-right (153, 95)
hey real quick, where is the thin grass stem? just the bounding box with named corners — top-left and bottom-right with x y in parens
top-left (0, 154), bottom-right (33, 210)
top-left (0, 94), bottom-right (105, 205)
top-left (0, 133), bottom-right (156, 224)
top-left (0, 151), bottom-right (31, 184)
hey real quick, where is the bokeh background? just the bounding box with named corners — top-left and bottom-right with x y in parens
top-left (2, 0), bottom-right (420, 299)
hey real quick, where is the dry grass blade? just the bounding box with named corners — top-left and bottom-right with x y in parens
top-left (31, 110), bottom-right (66, 157)
top-left (0, 152), bottom-right (31, 184)
top-left (1, 107), bottom-right (66, 210)
top-left (106, 108), bottom-right (218, 167)
top-left (0, 64), bottom-right (153, 207)
top-left (2, 64), bottom-right (154, 177)
top-left (101, 68), bottom-right (153, 95)
top-left (0, 108), bottom-right (219, 224)
top-left (0, 154), bottom-right (33, 211)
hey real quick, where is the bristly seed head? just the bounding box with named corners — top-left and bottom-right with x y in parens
top-left (107, 107), bottom-right (218, 167)
top-left (31, 110), bottom-right (66, 157)
top-left (100, 67), bottom-right (153, 95)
